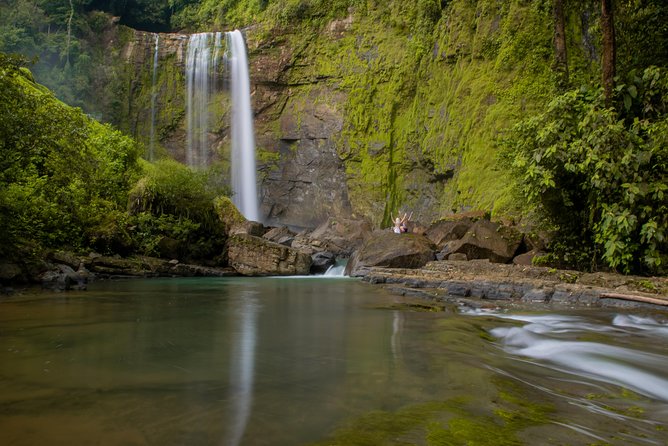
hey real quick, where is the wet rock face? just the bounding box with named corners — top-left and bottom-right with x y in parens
top-left (260, 86), bottom-right (352, 228)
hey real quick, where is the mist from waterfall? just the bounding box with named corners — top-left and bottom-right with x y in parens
top-left (226, 30), bottom-right (259, 222)
top-left (185, 32), bottom-right (222, 168)
top-left (149, 33), bottom-right (159, 162)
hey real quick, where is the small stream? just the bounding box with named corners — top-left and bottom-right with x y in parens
top-left (0, 277), bottom-right (666, 445)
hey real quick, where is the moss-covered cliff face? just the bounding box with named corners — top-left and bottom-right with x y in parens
top-left (105, 2), bottom-right (547, 227)
top-left (243, 1), bottom-right (564, 227)
top-left (37, 0), bottom-right (664, 230)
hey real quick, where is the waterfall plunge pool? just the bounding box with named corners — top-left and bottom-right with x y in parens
top-left (1, 277), bottom-right (667, 445)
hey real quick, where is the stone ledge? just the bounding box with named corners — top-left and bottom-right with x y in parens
top-left (359, 261), bottom-right (668, 311)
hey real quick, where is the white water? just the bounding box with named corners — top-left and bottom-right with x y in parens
top-left (149, 33), bottom-right (159, 161)
top-left (185, 32), bottom-right (222, 168)
top-left (226, 294), bottom-right (258, 446)
top-left (226, 30), bottom-right (259, 222)
top-left (323, 262), bottom-right (347, 277)
top-left (475, 312), bottom-right (668, 402)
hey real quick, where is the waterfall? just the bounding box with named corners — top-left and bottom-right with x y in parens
top-left (323, 262), bottom-right (347, 277)
top-left (149, 33), bottom-right (159, 161)
top-left (185, 32), bottom-right (222, 168)
top-left (226, 30), bottom-right (260, 222)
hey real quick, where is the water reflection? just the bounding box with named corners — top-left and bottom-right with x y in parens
top-left (0, 280), bottom-right (667, 445)
top-left (226, 292), bottom-right (259, 446)
top-left (390, 310), bottom-right (404, 363)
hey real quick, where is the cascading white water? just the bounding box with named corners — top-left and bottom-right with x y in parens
top-left (472, 311), bottom-right (668, 402)
top-left (226, 30), bottom-right (260, 222)
top-left (323, 261), bottom-right (348, 277)
top-left (149, 33), bottom-right (159, 161)
top-left (185, 32), bottom-right (222, 168)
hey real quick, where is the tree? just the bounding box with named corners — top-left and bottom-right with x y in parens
top-left (553, 0), bottom-right (568, 89)
top-left (601, 0), bottom-right (616, 107)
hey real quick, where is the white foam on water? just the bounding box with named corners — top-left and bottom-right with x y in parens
top-left (323, 264), bottom-right (347, 277)
top-left (613, 314), bottom-right (668, 336)
top-left (472, 311), bottom-right (668, 402)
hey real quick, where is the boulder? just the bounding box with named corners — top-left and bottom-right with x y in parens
top-left (0, 262), bottom-right (23, 283)
top-left (440, 220), bottom-right (523, 263)
top-left (263, 226), bottom-right (296, 246)
top-left (424, 218), bottom-right (474, 248)
top-left (524, 232), bottom-right (550, 252)
top-left (50, 251), bottom-right (84, 270)
top-left (299, 217), bottom-right (373, 256)
top-left (230, 220), bottom-right (265, 237)
top-left (310, 251), bottom-right (336, 274)
top-left (513, 250), bottom-right (545, 266)
top-left (345, 231), bottom-right (436, 276)
top-left (214, 196), bottom-right (247, 232)
top-left (40, 264), bottom-right (87, 291)
top-left (227, 234), bottom-right (312, 276)
top-left (156, 236), bottom-right (182, 259)
top-left (448, 253), bottom-right (468, 261)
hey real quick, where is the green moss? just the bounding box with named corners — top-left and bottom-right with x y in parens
top-left (311, 377), bottom-right (554, 446)
top-left (258, 0), bottom-right (559, 226)
top-left (213, 195), bottom-right (246, 231)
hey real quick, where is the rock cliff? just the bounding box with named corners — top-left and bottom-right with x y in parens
top-left (104, 2), bottom-right (601, 230)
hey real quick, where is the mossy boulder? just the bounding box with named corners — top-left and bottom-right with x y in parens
top-left (214, 196), bottom-right (247, 233)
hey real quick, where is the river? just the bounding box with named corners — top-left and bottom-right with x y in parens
top-left (1, 277), bottom-right (667, 445)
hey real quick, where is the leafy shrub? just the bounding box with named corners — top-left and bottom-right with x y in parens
top-left (127, 159), bottom-right (228, 263)
top-left (503, 67), bottom-right (668, 274)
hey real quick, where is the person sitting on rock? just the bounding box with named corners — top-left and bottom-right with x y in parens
top-left (400, 212), bottom-right (413, 233)
top-left (393, 212), bottom-right (412, 233)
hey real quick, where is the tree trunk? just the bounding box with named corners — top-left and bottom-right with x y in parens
top-left (553, 0), bottom-right (569, 89)
top-left (66, 0), bottom-right (74, 66)
top-left (601, 0), bottom-right (616, 107)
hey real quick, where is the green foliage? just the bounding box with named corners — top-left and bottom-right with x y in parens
top-left (616, 0), bottom-right (668, 73)
top-left (126, 159), bottom-right (228, 262)
top-left (503, 67), bottom-right (668, 274)
top-left (294, 0), bottom-right (554, 226)
top-left (0, 0), bottom-right (135, 120)
top-left (0, 53), bottom-right (142, 259)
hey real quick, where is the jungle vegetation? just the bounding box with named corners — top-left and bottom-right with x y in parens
top-left (0, 0), bottom-right (666, 274)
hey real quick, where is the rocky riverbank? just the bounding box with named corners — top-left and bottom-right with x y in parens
top-left (3, 211), bottom-right (666, 313)
top-left (353, 260), bottom-right (668, 312)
